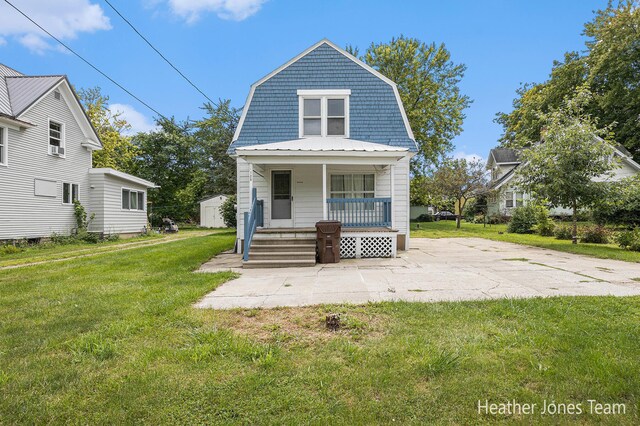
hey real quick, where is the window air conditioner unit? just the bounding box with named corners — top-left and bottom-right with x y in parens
top-left (51, 146), bottom-right (64, 156)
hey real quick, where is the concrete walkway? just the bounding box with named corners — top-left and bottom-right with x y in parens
top-left (196, 238), bottom-right (640, 309)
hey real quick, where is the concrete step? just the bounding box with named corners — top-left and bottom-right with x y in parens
top-left (251, 237), bottom-right (316, 245)
top-left (249, 251), bottom-right (316, 261)
top-left (251, 244), bottom-right (316, 252)
top-left (243, 259), bottom-right (316, 269)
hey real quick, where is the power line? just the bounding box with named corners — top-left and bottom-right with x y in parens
top-left (3, 0), bottom-right (166, 119)
top-left (103, 0), bottom-right (216, 106)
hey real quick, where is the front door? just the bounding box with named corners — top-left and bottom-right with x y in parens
top-left (271, 170), bottom-right (293, 228)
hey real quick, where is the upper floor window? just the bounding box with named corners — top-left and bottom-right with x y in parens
top-left (0, 126), bottom-right (7, 166)
top-left (48, 119), bottom-right (65, 156)
top-left (298, 89), bottom-right (350, 138)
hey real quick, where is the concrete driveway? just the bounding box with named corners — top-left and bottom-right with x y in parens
top-left (196, 238), bottom-right (640, 309)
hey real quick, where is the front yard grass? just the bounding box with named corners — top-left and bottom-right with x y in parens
top-left (1, 230), bottom-right (639, 423)
top-left (0, 229), bottom-right (216, 268)
top-left (411, 220), bottom-right (640, 263)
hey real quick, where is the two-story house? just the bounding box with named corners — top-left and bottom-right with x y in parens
top-left (229, 39), bottom-right (417, 267)
top-left (486, 144), bottom-right (640, 217)
top-left (0, 64), bottom-right (156, 241)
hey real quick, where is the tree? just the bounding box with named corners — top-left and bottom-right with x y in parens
top-left (496, 1), bottom-right (640, 161)
top-left (585, 0), bottom-right (640, 159)
top-left (495, 52), bottom-right (589, 147)
top-left (220, 195), bottom-right (237, 227)
top-left (77, 87), bottom-right (139, 173)
top-left (348, 36), bottom-right (471, 173)
top-left (513, 88), bottom-right (617, 243)
top-left (192, 100), bottom-right (239, 197)
top-left (592, 175), bottom-right (640, 227)
top-left (133, 118), bottom-right (205, 223)
top-left (426, 158), bottom-right (488, 228)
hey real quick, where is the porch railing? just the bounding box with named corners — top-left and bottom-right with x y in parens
top-left (326, 197), bottom-right (391, 227)
top-left (243, 188), bottom-right (263, 261)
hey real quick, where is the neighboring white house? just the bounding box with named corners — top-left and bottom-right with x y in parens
top-left (486, 143), bottom-right (640, 217)
top-left (200, 195), bottom-right (229, 228)
top-left (228, 40), bottom-right (417, 267)
top-left (0, 64), bottom-right (156, 240)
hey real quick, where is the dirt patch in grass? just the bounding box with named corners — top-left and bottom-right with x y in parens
top-left (214, 306), bottom-right (389, 344)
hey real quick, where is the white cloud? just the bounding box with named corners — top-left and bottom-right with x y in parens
top-left (110, 103), bottom-right (157, 135)
top-left (453, 151), bottom-right (485, 164)
top-left (0, 0), bottom-right (111, 53)
top-left (168, 0), bottom-right (266, 23)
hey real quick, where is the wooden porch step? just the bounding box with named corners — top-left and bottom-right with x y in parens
top-left (249, 251), bottom-right (316, 261)
top-left (243, 259), bottom-right (316, 269)
top-left (251, 237), bottom-right (316, 245)
top-left (251, 244), bottom-right (316, 252)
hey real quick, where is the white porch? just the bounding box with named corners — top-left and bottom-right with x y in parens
top-left (234, 138), bottom-right (412, 263)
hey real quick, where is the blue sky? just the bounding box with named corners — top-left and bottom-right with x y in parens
top-left (0, 0), bottom-right (608, 161)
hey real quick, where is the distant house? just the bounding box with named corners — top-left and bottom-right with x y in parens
top-left (229, 39), bottom-right (417, 267)
top-left (486, 142), bottom-right (640, 216)
top-left (200, 195), bottom-right (229, 228)
top-left (0, 64), bottom-right (157, 240)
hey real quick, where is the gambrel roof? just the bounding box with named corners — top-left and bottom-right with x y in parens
top-left (229, 39), bottom-right (417, 154)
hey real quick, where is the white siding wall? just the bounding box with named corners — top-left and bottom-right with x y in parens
top-left (0, 90), bottom-right (92, 240)
top-left (236, 156), bottom-right (411, 245)
top-left (90, 174), bottom-right (149, 234)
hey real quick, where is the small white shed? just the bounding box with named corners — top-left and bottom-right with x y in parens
top-left (200, 195), bottom-right (229, 228)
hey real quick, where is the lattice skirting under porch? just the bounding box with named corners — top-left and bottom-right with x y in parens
top-left (339, 233), bottom-right (397, 259)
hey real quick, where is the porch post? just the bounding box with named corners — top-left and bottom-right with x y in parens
top-left (390, 164), bottom-right (395, 229)
top-left (248, 162), bottom-right (254, 202)
top-left (322, 163), bottom-right (328, 220)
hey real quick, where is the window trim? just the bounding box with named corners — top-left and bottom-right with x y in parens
top-left (329, 173), bottom-right (376, 199)
top-left (62, 182), bottom-right (79, 205)
top-left (298, 90), bottom-right (350, 138)
top-left (121, 187), bottom-right (146, 212)
top-left (0, 125), bottom-right (7, 167)
top-left (48, 118), bottom-right (66, 158)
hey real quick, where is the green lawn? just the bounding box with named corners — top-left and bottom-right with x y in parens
top-left (0, 229), bottom-right (220, 268)
top-left (411, 220), bottom-right (640, 263)
top-left (1, 230), bottom-right (639, 423)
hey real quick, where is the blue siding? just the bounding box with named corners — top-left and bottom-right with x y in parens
top-left (229, 43), bottom-right (416, 153)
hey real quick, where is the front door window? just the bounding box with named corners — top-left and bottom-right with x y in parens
top-left (272, 171), bottom-right (292, 220)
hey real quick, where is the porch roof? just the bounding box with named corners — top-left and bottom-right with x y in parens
top-left (235, 138), bottom-right (409, 154)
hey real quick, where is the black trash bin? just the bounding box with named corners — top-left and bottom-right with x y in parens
top-left (316, 220), bottom-right (341, 263)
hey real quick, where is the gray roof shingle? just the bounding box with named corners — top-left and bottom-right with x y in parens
top-left (490, 148), bottom-right (521, 164)
top-left (0, 63), bottom-right (64, 118)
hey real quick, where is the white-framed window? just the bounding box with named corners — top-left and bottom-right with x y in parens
top-left (298, 89), bottom-right (350, 138)
top-left (0, 125), bottom-right (7, 166)
top-left (121, 188), bottom-right (145, 211)
top-left (330, 174), bottom-right (375, 199)
top-left (48, 119), bottom-right (65, 156)
top-left (62, 183), bottom-right (79, 205)
top-left (504, 191), bottom-right (524, 208)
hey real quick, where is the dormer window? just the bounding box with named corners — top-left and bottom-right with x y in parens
top-left (298, 89), bottom-right (350, 138)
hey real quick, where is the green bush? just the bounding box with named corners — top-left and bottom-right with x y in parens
top-left (415, 213), bottom-right (434, 222)
top-left (554, 224), bottom-right (574, 240)
top-left (580, 225), bottom-right (611, 244)
top-left (615, 228), bottom-right (640, 251)
top-left (50, 232), bottom-right (77, 245)
top-left (487, 214), bottom-right (509, 224)
top-left (0, 244), bottom-right (22, 255)
top-left (507, 205), bottom-right (537, 234)
top-left (534, 205), bottom-right (555, 236)
top-left (472, 214), bottom-right (485, 224)
top-left (220, 195), bottom-right (237, 228)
